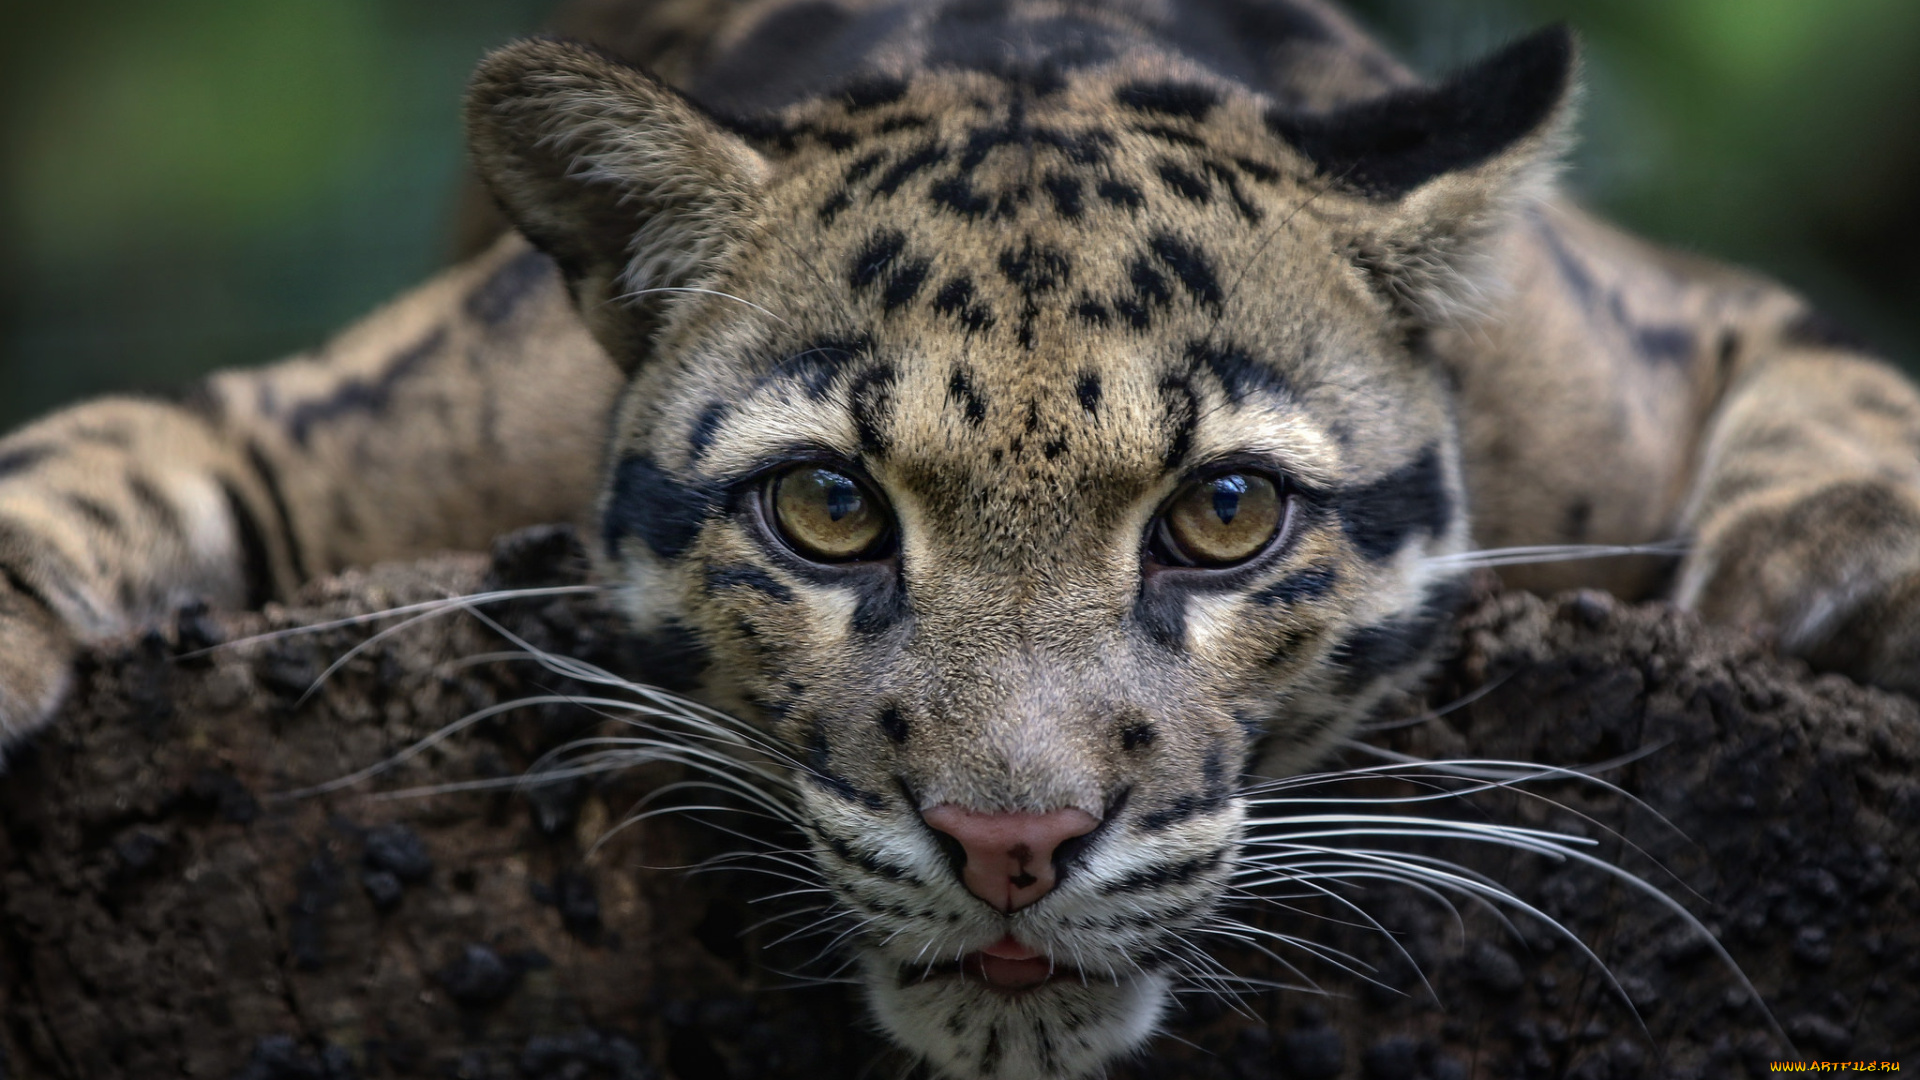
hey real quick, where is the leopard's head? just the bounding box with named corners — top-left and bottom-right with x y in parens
top-left (468, 24), bottom-right (1573, 1079)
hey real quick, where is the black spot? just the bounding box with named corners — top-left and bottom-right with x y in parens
top-left (1203, 159), bottom-right (1264, 223)
top-left (882, 261), bottom-right (930, 311)
top-left (1157, 160), bottom-right (1212, 204)
top-left (947, 366), bottom-right (989, 426)
top-left (1120, 722), bottom-right (1155, 751)
top-left (850, 229), bottom-right (907, 290)
top-left (1042, 172), bottom-right (1084, 218)
top-left (817, 189), bottom-right (852, 223)
top-left (1783, 308), bottom-right (1874, 353)
top-left (877, 705), bottom-right (910, 744)
top-left (844, 149), bottom-right (888, 184)
top-left (1233, 156), bottom-right (1280, 183)
top-left (0, 444), bottom-right (56, 481)
top-left (220, 482), bottom-right (276, 608)
top-left (1717, 330), bottom-right (1742, 376)
top-left (933, 277), bottom-right (995, 333)
top-left (286, 326), bottom-right (444, 447)
top-left (1074, 295), bottom-right (1111, 327)
top-left (848, 363), bottom-right (898, 457)
top-left (1265, 26), bottom-right (1574, 200)
top-left (876, 115), bottom-right (929, 133)
top-left (705, 564), bottom-right (796, 603)
top-left (1076, 372), bottom-right (1103, 413)
top-left (1133, 123), bottom-right (1206, 148)
top-left (64, 494), bottom-right (120, 534)
top-left (998, 238), bottom-right (1072, 297)
top-left (1329, 577), bottom-right (1469, 693)
top-left (1635, 325), bottom-right (1696, 366)
top-left (929, 175), bottom-right (995, 219)
top-left (1335, 446), bottom-right (1452, 561)
top-left (1252, 564), bottom-right (1338, 606)
top-left (981, 1025), bottom-right (1002, 1076)
top-left (1001, 236), bottom-right (1073, 349)
top-left (464, 248), bottom-right (554, 326)
top-left (813, 126), bottom-right (857, 151)
top-left (1042, 436), bottom-right (1068, 460)
top-left (1158, 373), bottom-right (1200, 468)
top-left (870, 140), bottom-right (947, 196)
top-left (1186, 340), bottom-right (1287, 403)
top-left (1115, 256), bottom-right (1174, 331)
top-left (127, 475), bottom-right (184, 537)
top-left (1152, 235), bottom-right (1223, 311)
top-left (768, 336), bottom-right (868, 400)
top-left (840, 75), bottom-right (908, 111)
top-left (243, 442), bottom-right (307, 583)
top-left (603, 454), bottom-right (718, 561)
top-left (1096, 179), bottom-right (1144, 209)
top-left (1115, 80), bottom-right (1219, 121)
top-left (850, 230), bottom-right (930, 312)
top-left (687, 400), bottom-right (729, 464)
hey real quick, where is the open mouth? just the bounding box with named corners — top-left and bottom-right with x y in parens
top-left (962, 934), bottom-right (1064, 991)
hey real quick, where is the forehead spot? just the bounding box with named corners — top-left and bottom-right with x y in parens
top-left (871, 139), bottom-right (947, 197)
top-left (1041, 172), bottom-right (1084, 219)
top-left (1114, 80), bottom-right (1220, 122)
top-left (1157, 160), bottom-right (1212, 204)
top-left (947, 365), bottom-right (989, 426)
top-left (932, 276), bottom-right (995, 332)
top-left (1097, 179), bottom-right (1145, 210)
top-left (1075, 372), bottom-right (1102, 413)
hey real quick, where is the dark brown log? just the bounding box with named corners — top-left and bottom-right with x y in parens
top-left (1, 527), bottom-right (1915, 1078)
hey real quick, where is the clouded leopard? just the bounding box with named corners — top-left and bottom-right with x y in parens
top-left (2, 0), bottom-right (1917, 1075)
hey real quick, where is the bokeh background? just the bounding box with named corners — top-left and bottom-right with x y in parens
top-left (2, 0), bottom-right (1916, 429)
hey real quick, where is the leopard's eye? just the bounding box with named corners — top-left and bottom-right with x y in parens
top-left (766, 466), bottom-right (894, 562)
top-left (1152, 472), bottom-right (1286, 568)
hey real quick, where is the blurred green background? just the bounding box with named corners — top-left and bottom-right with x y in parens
top-left (2, 0), bottom-right (1916, 429)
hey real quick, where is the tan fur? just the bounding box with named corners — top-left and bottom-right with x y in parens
top-left (2, 2), bottom-right (1917, 1076)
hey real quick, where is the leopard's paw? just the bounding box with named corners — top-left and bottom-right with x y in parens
top-left (1678, 478), bottom-right (1920, 697)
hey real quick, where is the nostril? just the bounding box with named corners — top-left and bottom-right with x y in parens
top-left (920, 805), bottom-right (1101, 912)
top-left (929, 825), bottom-right (967, 878)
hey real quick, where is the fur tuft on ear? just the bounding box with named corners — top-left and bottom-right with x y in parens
top-left (466, 38), bottom-right (770, 369)
top-left (1268, 26), bottom-right (1579, 326)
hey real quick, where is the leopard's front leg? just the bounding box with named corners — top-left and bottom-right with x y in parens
top-left (1676, 325), bottom-right (1920, 695)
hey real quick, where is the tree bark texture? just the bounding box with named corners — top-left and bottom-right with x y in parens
top-left (1, 527), bottom-right (1915, 1079)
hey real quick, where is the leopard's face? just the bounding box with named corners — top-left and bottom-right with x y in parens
top-left (469, 30), bottom-right (1566, 1080)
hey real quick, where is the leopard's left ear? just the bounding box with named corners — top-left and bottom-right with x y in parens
top-left (1268, 25), bottom-right (1578, 324)
top-left (466, 38), bottom-right (771, 370)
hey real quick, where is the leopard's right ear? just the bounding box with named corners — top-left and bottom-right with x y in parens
top-left (466, 39), bottom-right (771, 370)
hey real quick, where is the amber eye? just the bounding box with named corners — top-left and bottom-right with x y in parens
top-left (766, 466), bottom-right (894, 562)
top-left (1153, 472), bottom-right (1286, 568)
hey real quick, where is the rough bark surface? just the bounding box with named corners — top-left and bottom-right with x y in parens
top-left (1, 527), bottom-right (1915, 1079)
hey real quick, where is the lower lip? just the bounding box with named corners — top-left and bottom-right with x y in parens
top-left (965, 935), bottom-right (1058, 991)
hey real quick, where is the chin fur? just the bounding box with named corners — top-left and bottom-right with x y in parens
top-left (860, 950), bottom-right (1171, 1080)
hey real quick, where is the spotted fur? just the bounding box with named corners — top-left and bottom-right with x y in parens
top-left (4, 2), bottom-right (1920, 1077)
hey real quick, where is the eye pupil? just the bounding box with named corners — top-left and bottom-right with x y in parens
top-left (1157, 471), bottom-right (1285, 568)
top-left (1211, 475), bottom-right (1247, 526)
top-left (767, 465), bottom-right (893, 562)
top-left (823, 474), bottom-right (862, 521)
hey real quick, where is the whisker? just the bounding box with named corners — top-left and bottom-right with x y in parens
top-left (1422, 539), bottom-right (1688, 570)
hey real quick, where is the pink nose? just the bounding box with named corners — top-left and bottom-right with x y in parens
top-left (921, 805), bottom-right (1101, 912)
